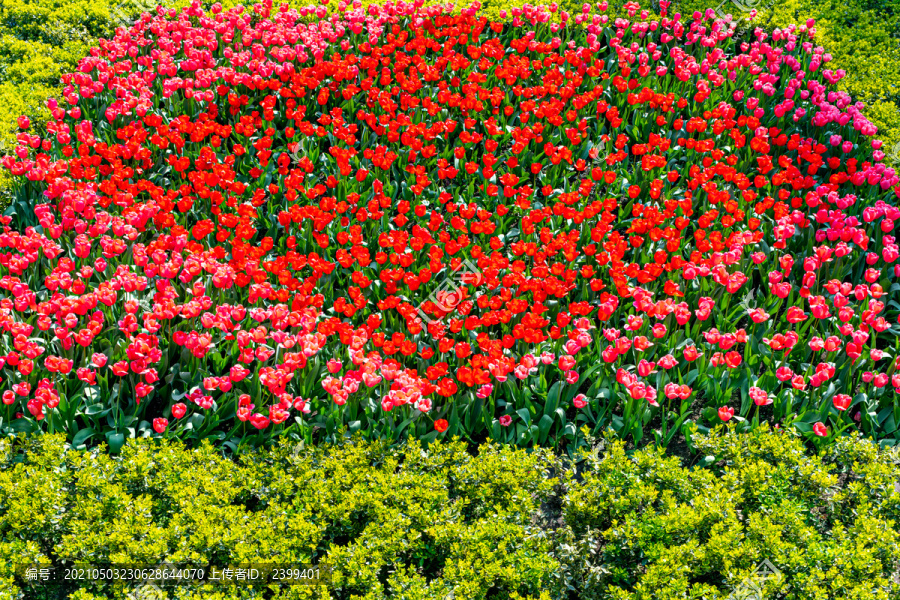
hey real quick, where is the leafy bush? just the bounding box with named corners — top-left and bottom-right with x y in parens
top-left (552, 424), bottom-right (900, 599)
top-left (0, 433), bottom-right (559, 600)
top-left (3, 427), bottom-right (900, 598)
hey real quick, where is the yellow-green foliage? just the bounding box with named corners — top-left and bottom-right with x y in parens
top-left (3, 428), bottom-right (900, 599)
top-left (556, 424), bottom-right (900, 599)
top-left (0, 434), bottom-right (558, 600)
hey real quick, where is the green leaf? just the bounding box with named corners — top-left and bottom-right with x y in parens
top-left (555, 407), bottom-right (567, 428)
top-left (107, 432), bottom-right (126, 454)
top-left (71, 428), bottom-right (94, 449)
top-left (544, 382), bottom-right (562, 417)
top-left (516, 408), bottom-right (532, 428)
top-left (465, 397), bottom-right (483, 433)
top-left (186, 413), bottom-right (205, 431)
top-left (537, 414), bottom-right (554, 444)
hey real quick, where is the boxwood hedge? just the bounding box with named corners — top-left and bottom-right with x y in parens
top-left (2, 426), bottom-right (900, 599)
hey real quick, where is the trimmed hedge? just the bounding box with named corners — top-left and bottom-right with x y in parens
top-left (2, 426), bottom-right (900, 599)
top-left (556, 426), bottom-right (900, 598)
top-left (0, 434), bottom-right (558, 600)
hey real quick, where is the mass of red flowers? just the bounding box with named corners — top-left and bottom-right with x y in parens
top-left (0, 0), bottom-right (898, 448)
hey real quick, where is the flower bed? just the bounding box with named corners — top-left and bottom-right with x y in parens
top-left (0, 0), bottom-right (898, 451)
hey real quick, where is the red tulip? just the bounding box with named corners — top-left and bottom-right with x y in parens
top-left (832, 394), bottom-right (851, 411)
top-left (750, 387), bottom-right (773, 406)
top-left (249, 413), bottom-right (270, 430)
top-left (0, 0), bottom-right (892, 450)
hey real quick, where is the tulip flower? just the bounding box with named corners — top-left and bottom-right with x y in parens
top-left (833, 394), bottom-right (852, 411)
top-left (0, 0), bottom-right (892, 451)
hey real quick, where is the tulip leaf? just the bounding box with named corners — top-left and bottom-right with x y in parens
top-left (537, 415), bottom-right (554, 444)
top-left (106, 432), bottom-right (125, 454)
top-left (516, 408), bottom-right (532, 428)
top-left (71, 428), bottom-right (94, 449)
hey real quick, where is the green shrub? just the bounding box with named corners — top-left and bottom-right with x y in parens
top-left (554, 424), bottom-right (900, 599)
top-left (0, 434), bottom-right (558, 600)
top-left (3, 428), bottom-right (900, 599)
